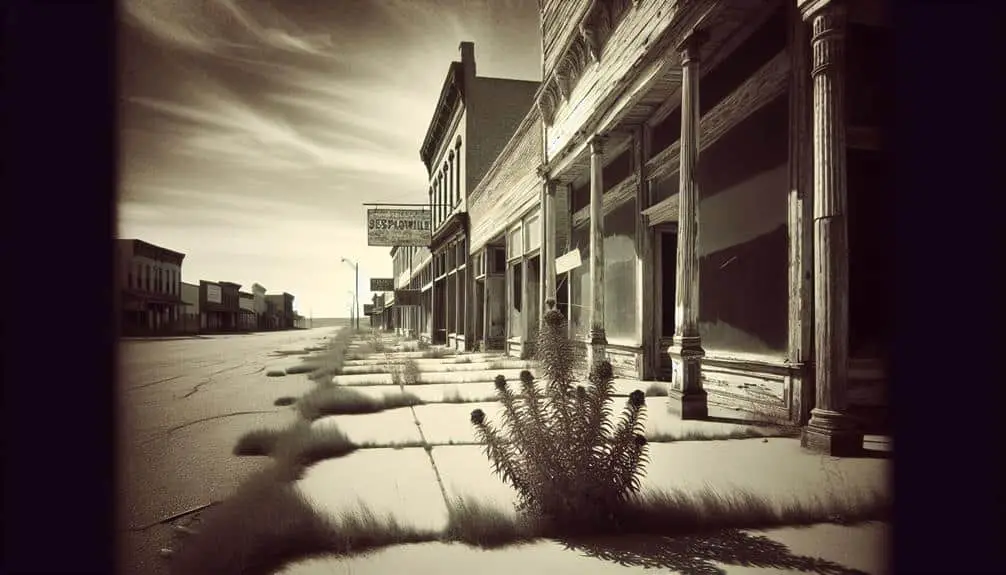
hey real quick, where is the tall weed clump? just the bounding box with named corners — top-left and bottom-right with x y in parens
top-left (469, 301), bottom-right (650, 533)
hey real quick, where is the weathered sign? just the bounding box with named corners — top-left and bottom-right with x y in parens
top-left (205, 283), bottom-right (222, 304)
top-left (363, 304), bottom-right (375, 316)
top-left (394, 289), bottom-right (422, 307)
top-left (555, 248), bottom-right (582, 275)
top-left (367, 209), bottom-right (431, 247)
top-left (370, 278), bottom-right (394, 291)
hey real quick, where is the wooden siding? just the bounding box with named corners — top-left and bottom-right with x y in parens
top-left (542, 0), bottom-right (593, 78)
top-left (545, 0), bottom-right (695, 160)
top-left (644, 49), bottom-right (791, 207)
top-left (469, 116), bottom-right (543, 252)
top-left (554, 184), bottom-right (571, 254)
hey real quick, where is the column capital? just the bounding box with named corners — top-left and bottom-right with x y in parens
top-left (535, 163), bottom-right (551, 180)
top-left (676, 28), bottom-right (709, 62)
top-left (588, 133), bottom-right (608, 155)
top-left (798, 0), bottom-right (846, 22)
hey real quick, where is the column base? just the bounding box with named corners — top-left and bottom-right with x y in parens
top-left (588, 327), bottom-right (608, 368)
top-left (669, 389), bottom-right (709, 420)
top-left (801, 409), bottom-right (864, 457)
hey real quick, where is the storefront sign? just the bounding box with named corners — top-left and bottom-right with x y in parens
top-left (370, 278), bottom-right (394, 291)
top-left (394, 289), bottom-right (422, 307)
top-left (206, 283), bottom-right (222, 304)
top-left (363, 304), bottom-right (375, 316)
top-left (555, 248), bottom-right (582, 275)
top-left (367, 209), bottom-right (431, 247)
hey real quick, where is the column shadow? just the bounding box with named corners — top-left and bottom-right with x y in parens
top-left (559, 528), bottom-right (871, 575)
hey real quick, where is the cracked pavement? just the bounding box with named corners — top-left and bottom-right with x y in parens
top-left (117, 327), bottom-right (345, 575)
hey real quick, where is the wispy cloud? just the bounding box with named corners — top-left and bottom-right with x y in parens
top-left (118, 0), bottom-right (540, 315)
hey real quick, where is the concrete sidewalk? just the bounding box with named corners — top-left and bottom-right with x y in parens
top-left (238, 334), bottom-right (893, 574)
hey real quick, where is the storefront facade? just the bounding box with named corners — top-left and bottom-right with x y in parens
top-left (417, 41), bottom-right (539, 350)
top-left (528, 0), bottom-right (891, 452)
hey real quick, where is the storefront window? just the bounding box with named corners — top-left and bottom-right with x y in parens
top-left (569, 224), bottom-right (591, 339)
top-left (696, 94), bottom-right (789, 356)
top-left (526, 255), bottom-right (541, 339)
top-left (604, 198), bottom-right (638, 343)
top-left (508, 260), bottom-right (523, 339)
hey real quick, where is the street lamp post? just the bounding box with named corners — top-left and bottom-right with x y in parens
top-left (342, 258), bottom-right (360, 331)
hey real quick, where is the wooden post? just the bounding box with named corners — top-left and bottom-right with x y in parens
top-left (634, 126), bottom-right (652, 379)
top-left (588, 134), bottom-right (608, 368)
top-left (539, 166), bottom-right (557, 323)
top-left (798, 0), bottom-right (863, 456)
top-left (668, 28), bottom-right (709, 420)
top-left (787, 1), bottom-right (816, 425)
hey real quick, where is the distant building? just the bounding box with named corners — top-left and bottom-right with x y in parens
top-left (251, 283), bottom-right (267, 329)
top-left (180, 282), bottom-right (200, 334)
top-left (117, 239), bottom-right (185, 336)
top-left (200, 280), bottom-right (242, 332)
top-left (265, 292), bottom-right (295, 330)
top-left (238, 291), bottom-right (256, 331)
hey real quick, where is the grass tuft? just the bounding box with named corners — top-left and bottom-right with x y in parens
top-left (273, 396), bottom-right (297, 407)
top-left (168, 468), bottom-right (342, 575)
top-left (272, 422), bottom-right (357, 472)
top-left (646, 426), bottom-right (801, 443)
top-left (645, 382), bottom-right (668, 397)
top-left (233, 427), bottom-right (282, 457)
top-left (266, 370), bottom-right (287, 378)
top-left (297, 386), bottom-right (424, 421)
top-left (444, 496), bottom-right (536, 548)
top-left (421, 347), bottom-right (453, 359)
top-left (618, 486), bottom-right (891, 535)
top-left (325, 505), bottom-right (440, 555)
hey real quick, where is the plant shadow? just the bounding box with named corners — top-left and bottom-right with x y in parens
top-left (560, 529), bottom-right (871, 575)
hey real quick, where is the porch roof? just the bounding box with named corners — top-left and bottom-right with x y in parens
top-left (546, 1), bottom-right (770, 186)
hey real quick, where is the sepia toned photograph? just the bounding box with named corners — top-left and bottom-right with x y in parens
top-left (114, 0), bottom-right (895, 573)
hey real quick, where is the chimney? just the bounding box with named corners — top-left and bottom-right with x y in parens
top-left (459, 41), bottom-right (476, 76)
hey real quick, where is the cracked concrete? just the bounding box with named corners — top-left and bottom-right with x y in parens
top-left (118, 326), bottom-right (348, 575)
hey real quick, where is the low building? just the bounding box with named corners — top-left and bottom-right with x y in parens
top-left (252, 283), bottom-right (267, 329)
top-left (238, 291), bottom-right (256, 331)
top-left (117, 239), bottom-right (185, 336)
top-left (265, 292), bottom-right (295, 330)
top-left (180, 282), bottom-right (201, 334)
top-left (200, 280), bottom-right (242, 332)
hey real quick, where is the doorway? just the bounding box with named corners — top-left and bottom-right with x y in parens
top-left (654, 225), bottom-right (678, 380)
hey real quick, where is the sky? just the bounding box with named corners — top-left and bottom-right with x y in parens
top-left (118, 0), bottom-right (542, 317)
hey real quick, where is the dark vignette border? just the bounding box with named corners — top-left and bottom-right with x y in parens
top-left (2, 0), bottom-right (1003, 574)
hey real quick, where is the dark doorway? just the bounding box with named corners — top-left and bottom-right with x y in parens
top-left (659, 230), bottom-right (679, 338)
top-left (555, 271), bottom-right (570, 321)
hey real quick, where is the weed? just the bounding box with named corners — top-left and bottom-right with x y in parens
top-left (233, 427), bottom-right (283, 457)
top-left (273, 396), bottom-right (297, 407)
top-left (421, 347), bottom-right (453, 359)
top-left (266, 370), bottom-right (287, 378)
top-left (297, 386), bottom-right (423, 420)
top-left (470, 301), bottom-right (650, 532)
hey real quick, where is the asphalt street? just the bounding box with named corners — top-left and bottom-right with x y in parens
top-left (117, 326), bottom-right (345, 575)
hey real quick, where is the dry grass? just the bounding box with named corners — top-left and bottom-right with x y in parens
top-left (618, 486), bottom-right (891, 535)
top-left (297, 386), bottom-right (423, 420)
top-left (421, 347), bottom-right (454, 359)
top-left (265, 370), bottom-right (287, 378)
top-left (274, 396), bottom-right (297, 407)
top-left (442, 485), bottom-right (890, 543)
top-left (443, 496), bottom-right (536, 548)
top-left (271, 349), bottom-right (311, 357)
top-left (647, 426), bottom-right (801, 443)
top-left (233, 427), bottom-right (283, 457)
top-left (645, 382), bottom-right (668, 397)
top-left (168, 467), bottom-right (340, 575)
top-left (233, 421), bottom-right (357, 472)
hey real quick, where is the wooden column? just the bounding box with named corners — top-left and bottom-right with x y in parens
top-left (539, 166), bottom-right (558, 323)
top-left (588, 134), bottom-right (608, 367)
top-left (798, 0), bottom-right (863, 456)
top-left (787, 1), bottom-right (816, 425)
top-left (668, 28), bottom-right (708, 420)
top-left (634, 126), bottom-right (652, 379)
